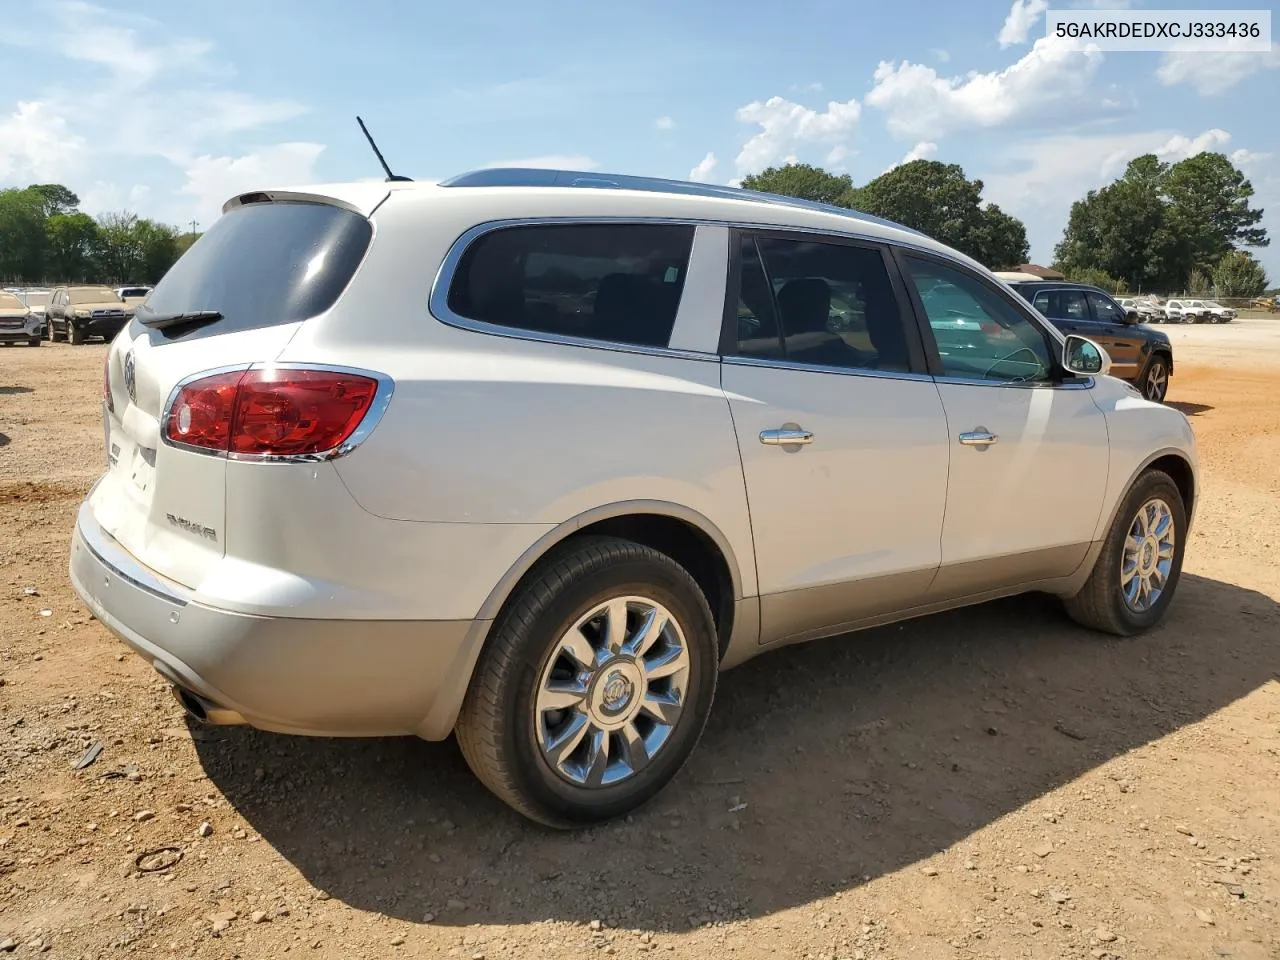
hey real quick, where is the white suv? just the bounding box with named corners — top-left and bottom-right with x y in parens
top-left (70, 169), bottom-right (1198, 827)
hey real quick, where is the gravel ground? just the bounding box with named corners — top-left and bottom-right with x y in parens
top-left (1, 325), bottom-right (1278, 960)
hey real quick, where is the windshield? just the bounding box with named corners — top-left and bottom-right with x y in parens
top-left (138, 201), bottom-right (373, 340)
top-left (0, 292), bottom-right (26, 309)
top-left (70, 287), bottom-right (122, 305)
top-left (22, 291), bottom-right (52, 308)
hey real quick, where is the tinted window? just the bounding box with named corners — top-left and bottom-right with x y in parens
top-left (1087, 291), bottom-right (1126, 324)
top-left (731, 236), bottom-right (784, 360)
top-left (448, 223), bottom-right (694, 348)
top-left (138, 202), bottom-right (373, 340)
top-left (906, 258), bottom-right (1055, 383)
top-left (1032, 289), bottom-right (1089, 320)
top-left (731, 235), bottom-right (910, 372)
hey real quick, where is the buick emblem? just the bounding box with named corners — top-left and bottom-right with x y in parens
top-left (123, 349), bottom-right (137, 404)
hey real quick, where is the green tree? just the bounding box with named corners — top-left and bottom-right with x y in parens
top-left (1058, 264), bottom-right (1126, 293)
top-left (847, 160), bottom-right (1029, 266)
top-left (740, 163), bottom-right (854, 205)
top-left (29, 183), bottom-right (81, 217)
top-left (1186, 268), bottom-right (1210, 295)
top-left (0, 187), bottom-right (50, 281)
top-left (174, 232), bottom-right (202, 258)
top-left (45, 212), bottom-right (101, 282)
top-left (1055, 152), bottom-right (1267, 292)
top-left (93, 211), bottom-right (144, 282)
top-left (133, 219), bottom-right (180, 283)
top-left (1212, 251), bottom-right (1268, 297)
top-left (1164, 152), bottom-right (1268, 269)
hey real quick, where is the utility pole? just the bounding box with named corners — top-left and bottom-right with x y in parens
top-left (188, 219), bottom-right (199, 234)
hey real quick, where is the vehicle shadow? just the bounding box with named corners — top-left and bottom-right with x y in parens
top-left (1169, 401), bottom-right (1213, 417)
top-left (194, 572), bottom-right (1280, 929)
top-left (0, 385), bottom-right (35, 395)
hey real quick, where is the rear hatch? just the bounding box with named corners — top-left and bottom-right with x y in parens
top-left (91, 199), bottom-right (374, 588)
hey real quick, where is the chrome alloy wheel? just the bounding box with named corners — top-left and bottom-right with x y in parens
top-left (1121, 498), bottom-right (1176, 613)
top-left (535, 596), bottom-right (691, 788)
top-left (1144, 360), bottom-right (1168, 402)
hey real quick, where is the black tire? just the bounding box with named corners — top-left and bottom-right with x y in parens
top-left (45, 321), bottom-right (55, 342)
top-left (69, 322), bottom-right (86, 345)
top-left (28, 337), bottom-right (40, 347)
top-left (455, 536), bottom-right (719, 828)
top-left (1064, 469), bottom-right (1186, 636)
top-left (1139, 354), bottom-right (1171, 403)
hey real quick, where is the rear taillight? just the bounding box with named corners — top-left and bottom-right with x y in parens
top-left (103, 354), bottom-right (114, 414)
top-left (164, 368), bottom-right (383, 459)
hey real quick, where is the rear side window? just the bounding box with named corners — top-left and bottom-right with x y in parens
top-left (1032, 289), bottom-right (1088, 320)
top-left (446, 223), bottom-right (694, 348)
top-left (139, 202), bottom-right (372, 340)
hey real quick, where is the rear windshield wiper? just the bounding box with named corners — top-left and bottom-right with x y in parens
top-left (136, 308), bottom-right (224, 330)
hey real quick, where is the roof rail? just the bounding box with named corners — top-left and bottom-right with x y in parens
top-left (438, 167), bottom-right (924, 237)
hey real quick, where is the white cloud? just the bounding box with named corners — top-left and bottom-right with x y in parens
top-left (1157, 44), bottom-right (1280, 96)
top-left (1154, 128), bottom-right (1231, 160)
top-left (179, 143), bottom-right (325, 228)
top-left (998, 0), bottom-right (1049, 47)
top-left (881, 141), bottom-right (939, 175)
top-left (733, 96), bottom-right (861, 177)
top-left (1231, 148), bottom-right (1272, 168)
top-left (0, 1), bottom-right (316, 231)
top-left (688, 152), bottom-right (718, 182)
top-left (826, 145), bottom-right (851, 166)
top-left (865, 36), bottom-right (1103, 139)
top-left (482, 154), bottom-right (599, 170)
top-left (931, 48), bottom-right (951, 63)
top-left (655, 116), bottom-right (676, 131)
top-left (0, 101), bottom-right (86, 181)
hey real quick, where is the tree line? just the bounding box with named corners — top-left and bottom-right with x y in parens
top-left (0, 184), bottom-right (200, 286)
top-left (741, 151), bottom-right (1270, 297)
top-left (2, 150), bottom-right (1270, 295)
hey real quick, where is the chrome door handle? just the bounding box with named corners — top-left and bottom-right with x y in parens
top-left (760, 427), bottom-right (814, 446)
top-left (958, 429), bottom-right (998, 447)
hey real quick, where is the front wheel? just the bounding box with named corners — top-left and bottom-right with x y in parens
top-left (1064, 469), bottom-right (1186, 636)
top-left (68, 322), bottom-right (86, 345)
top-left (1141, 356), bottom-right (1170, 403)
top-left (455, 536), bottom-right (719, 828)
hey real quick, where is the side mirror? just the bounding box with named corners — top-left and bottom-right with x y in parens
top-left (1063, 334), bottom-right (1111, 377)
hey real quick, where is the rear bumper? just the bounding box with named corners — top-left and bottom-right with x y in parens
top-left (69, 502), bottom-right (489, 739)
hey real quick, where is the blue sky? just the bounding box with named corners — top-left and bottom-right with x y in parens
top-left (2, 0), bottom-right (1278, 281)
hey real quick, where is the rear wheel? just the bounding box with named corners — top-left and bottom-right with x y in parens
top-left (455, 536), bottom-right (718, 828)
top-left (1064, 469), bottom-right (1186, 636)
top-left (1141, 356), bottom-right (1170, 403)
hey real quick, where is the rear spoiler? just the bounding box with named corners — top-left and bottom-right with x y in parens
top-left (221, 183), bottom-right (395, 219)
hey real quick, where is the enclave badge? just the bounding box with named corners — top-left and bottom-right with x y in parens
top-left (123, 349), bottom-right (136, 403)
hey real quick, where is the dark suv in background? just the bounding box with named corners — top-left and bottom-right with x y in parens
top-left (1006, 281), bottom-right (1174, 403)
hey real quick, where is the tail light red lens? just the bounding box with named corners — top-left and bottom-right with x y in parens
top-left (164, 368), bottom-right (382, 458)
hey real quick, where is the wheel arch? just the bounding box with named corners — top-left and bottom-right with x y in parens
top-left (474, 501), bottom-right (747, 657)
top-left (1104, 447), bottom-right (1197, 538)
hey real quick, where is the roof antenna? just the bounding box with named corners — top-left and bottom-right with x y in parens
top-left (356, 116), bottom-right (412, 182)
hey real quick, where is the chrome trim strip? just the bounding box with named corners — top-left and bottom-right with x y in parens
top-left (427, 215), bottom-right (992, 363)
top-left (722, 354), bottom-right (936, 383)
top-left (159, 362), bottom-right (396, 464)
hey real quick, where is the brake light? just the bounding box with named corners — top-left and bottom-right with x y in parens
top-left (103, 354), bottom-right (114, 414)
top-left (164, 368), bottom-right (382, 458)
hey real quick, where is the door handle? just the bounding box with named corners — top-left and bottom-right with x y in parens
top-left (958, 429), bottom-right (998, 447)
top-left (760, 427), bottom-right (814, 446)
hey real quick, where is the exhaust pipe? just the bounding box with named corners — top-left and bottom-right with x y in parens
top-left (171, 684), bottom-right (246, 726)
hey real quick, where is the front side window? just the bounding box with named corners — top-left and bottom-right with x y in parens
top-left (905, 257), bottom-right (1055, 383)
top-left (1087, 291), bottom-right (1126, 324)
top-left (1032, 289), bottom-right (1089, 321)
top-left (729, 234), bottom-right (911, 372)
top-left (447, 223), bottom-right (694, 349)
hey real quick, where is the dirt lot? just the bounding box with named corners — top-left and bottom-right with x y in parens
top-left (2, 325), bottom-right (1278, 960)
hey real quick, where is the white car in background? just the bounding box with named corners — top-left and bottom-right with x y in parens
top-left (1191, 299), bottom-right (1235, 323)
top-left (0, 290), bottom-right (43, 346)
top-left (69, 168), bottom-right (1199, 827)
